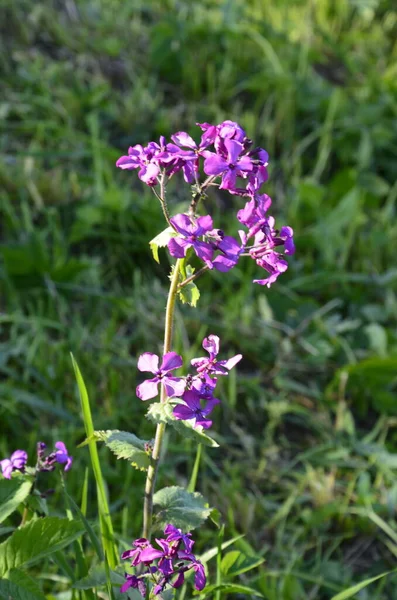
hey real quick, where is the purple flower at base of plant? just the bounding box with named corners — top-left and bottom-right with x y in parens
top-left (0, 450), bottom-right (28, 479)
top-left (121, 525), bottom-right (206, 596)
top-left (121, 538), bottom-right (153, 566)
top-left (173, 390), bottom-right (220, 429)
top-left (120, 574), bottom-right (146, 596)
top-left (191, 334), bottom-right (242, 376)
top-left (54, 442), bottom-right (73, 471)
top-left (164, 523), bottom-right (195, 553)
top-left (136, 352), bottom-right (185, 401)
top-left (191, 558), bottom-right (206, 591)
top-left (168, 214), bottom-right (214, 267)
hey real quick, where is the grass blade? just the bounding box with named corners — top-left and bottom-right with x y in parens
top-left (71, 354), bottom-right (118, 569)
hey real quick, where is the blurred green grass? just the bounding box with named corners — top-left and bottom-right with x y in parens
top-left (1, 0), bottom-right (397, 597)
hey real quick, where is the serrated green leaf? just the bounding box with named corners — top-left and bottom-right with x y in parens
top-left (83, 430), bottom-right (151, 471)
top-left (146, 403), bottom-right (219, 448)
top-left (0, 517), bottom-right (85, 576)
top-left (330, 570), bottom-right (395, 600)
top-left (153, 486), bottom-right (211, 531)
top-left (0, 569), bottom-right (46, 600)
top-left (0, 479), bottom-right (32, 524)
top-left (178, 265), bottom-right (200, 307)
top-left (149, 227), bottom-right (177, 263)
top-left (220, 550), bottom-right (265, 577)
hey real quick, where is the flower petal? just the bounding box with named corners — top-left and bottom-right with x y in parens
top-left (171, 131), bottom-right (197, 149)
top-left (168, 237), bottom-right (188, 258)
top-left (163, 377), bottom-right (186, 398)
top-left (160, 352), bottom-right (183, 373)
top-left (137, 353), bottom-right (159, 374)
top-left (136, 378), bottom-right (160, 401)
top-left (202, 335), bottom-right (220, 356)
top-left (203, 153), bottom-right (227, 176)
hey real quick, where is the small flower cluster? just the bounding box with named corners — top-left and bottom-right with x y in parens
top-left (136, 334), bottom-right (241, 429)
top-left (0, 441), bottom-right (73, 479)
top-left (121, 524), bottom-right (205, 597)
top-left (117, 120), bottom-right (295, 287)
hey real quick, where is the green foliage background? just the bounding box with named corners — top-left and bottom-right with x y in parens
top-left (1, 0), bottom-right (396, 597)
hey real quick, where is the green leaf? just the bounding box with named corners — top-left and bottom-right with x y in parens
top-left (73, 565), bottom-right (125, 588)
top-left (0, 568), bottom-right (46, 600)
top-left (178, 265), bottom-right (200, 307)
top-left (198, 583), bottom-right (264, 597)
top-left (63, 488), bottom-right (104, 561)
top-left (26, 490), bottom-right (48, 516)
top-left (330, 570), bottom-right (394, 600)
top-left (0, 517), bottom-right (85, 576)
top-left (71, 354), bottom-right (118, 569)
top-left (220, 550), bottom-right (265, 577)
top-left (82, 430), bottom-right (151, 471)
top-left (153, 486), bottom-right (211, 531)
top-left (149, 227), bottom-right (177, 263)
top-left (0, 479), bottom-right (32, 524)
top-left (146, 402), bottom-right (219, 448)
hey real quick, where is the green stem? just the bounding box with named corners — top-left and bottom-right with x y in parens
top-left (178, 265), bottom-right (209, 289)
top-left (142, 259), bottom-right (182, 539)
top-left (152, 174), bottom-right (173, 229)
top-left (188, 444), bottom-right (202, 492)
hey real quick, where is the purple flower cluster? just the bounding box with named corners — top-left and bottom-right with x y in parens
top-left (121, 524), bottom-right (205, 597)
top-left (116, 120), bottom-right (294, 287)
top-left (136, 335), bottom-right (241, 429)
top-left (0, 450), bottom-right (28, 479)
top-left (0, 441), bottom-right (73, 479)
top-left (37, 441), bottom-right (73, 472)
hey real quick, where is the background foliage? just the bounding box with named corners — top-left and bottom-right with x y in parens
top-left (1, 0), bottom-right (397, 598)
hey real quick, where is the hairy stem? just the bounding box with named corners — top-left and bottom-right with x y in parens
top-left (142, 259), bottom-right (182, 539)
top-left (178, 265), bottom-right (209, 289)
top-left (189, 175), bottom-right (217, 216)
top-left (152, 173), bottom-right (173, 229)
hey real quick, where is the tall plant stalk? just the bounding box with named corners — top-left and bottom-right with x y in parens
top-left (142, 259), bottom-right (182, 539)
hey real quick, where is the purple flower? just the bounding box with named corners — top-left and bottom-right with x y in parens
top-left (121, 525), bottom-right (206, 596)
top-left (164, 523), bottom-right (194, 553)
top-left (246, 147), bottom-right (269, 192)
top-left (120, 574), bottom-right (146, 596)
top-left (191, 335), bottom-right (242, 376)
top-left (121, 538), bottom-right (153, 566)
top-left (170, 131), bottom-right (213, 183)
top-left (173, 390), bottom-right (220, 429)
top-left (136, 352), bottom-right (185, 401)
top-left (54, 442), bottom-right (73, 472)
top-left (203, 139), bottom-right (254, 191)
top-left (237, 195), bottom-right (272, 236)
top-left (253, 251), bottom-right (289, 287)
top-left (191, 559), bottom-right (206, 591)
top-left (191, 373), bottom-right (218, 400)
top-left (168, 214), bottom-right (214, 267)
top-left (212, 234), bottom-right (245, 272)
top-left (116, 137), bottom-right (181, 186)
top-left (0, 450), bottom-right (28, 479)
top-left (116, 144), bottom-right (160, 185)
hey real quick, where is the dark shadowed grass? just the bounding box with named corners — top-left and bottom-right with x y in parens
top-left (1, 0), bottom-right (397, 597)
